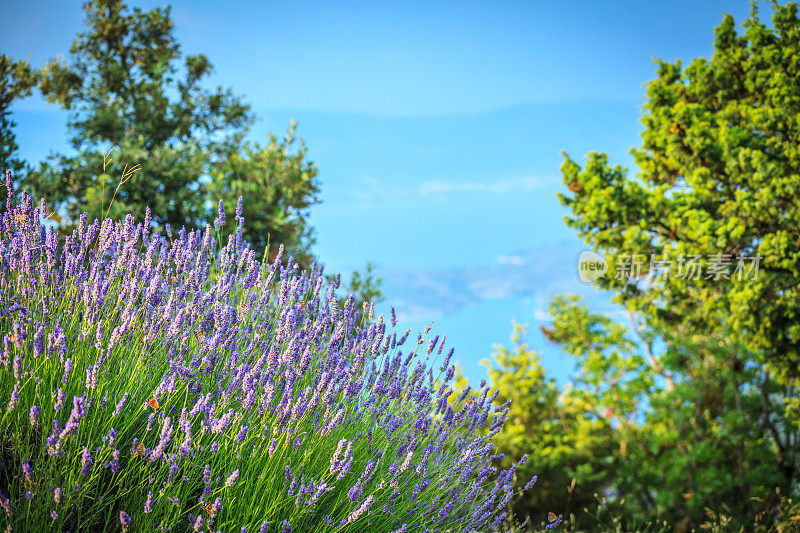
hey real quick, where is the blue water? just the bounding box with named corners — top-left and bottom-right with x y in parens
top-left (384, 294), bottom-right (591, 387)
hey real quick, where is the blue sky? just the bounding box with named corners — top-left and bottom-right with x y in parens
top-left (1, 0), bottom-right (754, 383)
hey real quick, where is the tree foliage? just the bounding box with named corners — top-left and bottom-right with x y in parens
top-left (559, 2), bottom-right (800, 391)
top-left (0, 55), bottom-right (37, 176)
top-left (208, 121), bottom-right (319, 265)
top-left (22, 0), bottom-right (318, 265)
top-left (487, 301), bottom-right (798, 530)
top-left (487, 3), bottom-right (800, 530)
top-left (481, 322), bottom-right (612, 530)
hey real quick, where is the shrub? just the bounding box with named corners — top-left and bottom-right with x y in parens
top-left (0, 172), bottom-right (536, 532)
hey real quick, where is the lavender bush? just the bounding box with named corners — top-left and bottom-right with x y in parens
top-left (0, 172), bottom-right (535, 532)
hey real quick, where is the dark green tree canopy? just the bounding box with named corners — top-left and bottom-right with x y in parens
top-left (22, 0), bottom-right (319, 265)
top-left (0, 55), bottom-right (37, 177)
top-left (209, 122), bottom-right (319, 266)
top-left (484, 300), bottom-right (797, 529)
top-left (38, 1), bottom-right (251, 150)
top-left (560, 2), bottom-right (800, 386)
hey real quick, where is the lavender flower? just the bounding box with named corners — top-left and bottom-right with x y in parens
top-left (62, 358), bottom-right (72, 385)
top-left (109, 449), bottom-right (121, 473)
top-left (6, 381), bottom-right (19, 412)
top-left (12, 353), bottom-right (21, 379)
top-left (0, 489), bottom-right (11, 517)
top-left (347, 495), bottom-right (375, 523)
top-left (54, 388), bottom-right (65, 412)
top-left (29, 405), bottom-right (40, 428)
top-left (0, 188), bottom-right (533, 533)
top-left (150, 417), bottom-right (173, 461)
top-left (113, 392), bottom-right (129, 416)
top-left (400, 451), bottom-right (414, 472)
top-left (214, 200), bottom-right (225, 230)
top-left (225, 469), bottom-right (239, 487)
top-left (235, 195), bottom-right (244, 218)
top-left (59, 394), bottom-right (86, 442)
top-left (80, 447), bottom-right (92, 476)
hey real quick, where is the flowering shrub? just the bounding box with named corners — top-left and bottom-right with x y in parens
top-left (0, 173), bottom-right (535, 532)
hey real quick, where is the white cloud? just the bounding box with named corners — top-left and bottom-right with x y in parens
top-left (533, 307), bottom-right (551, 321)
top-left (497, 254), bottom-right (526, 265)
top-left (418, 175), bottom-right (548, 197)
top-left (395, 305), bottom-right (444, 323)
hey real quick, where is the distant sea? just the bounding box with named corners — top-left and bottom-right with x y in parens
top-left (372, 239), bottom-right (619, 386)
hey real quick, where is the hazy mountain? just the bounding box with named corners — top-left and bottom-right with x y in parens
top-left (379, 239), bottom-right (612, 322)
